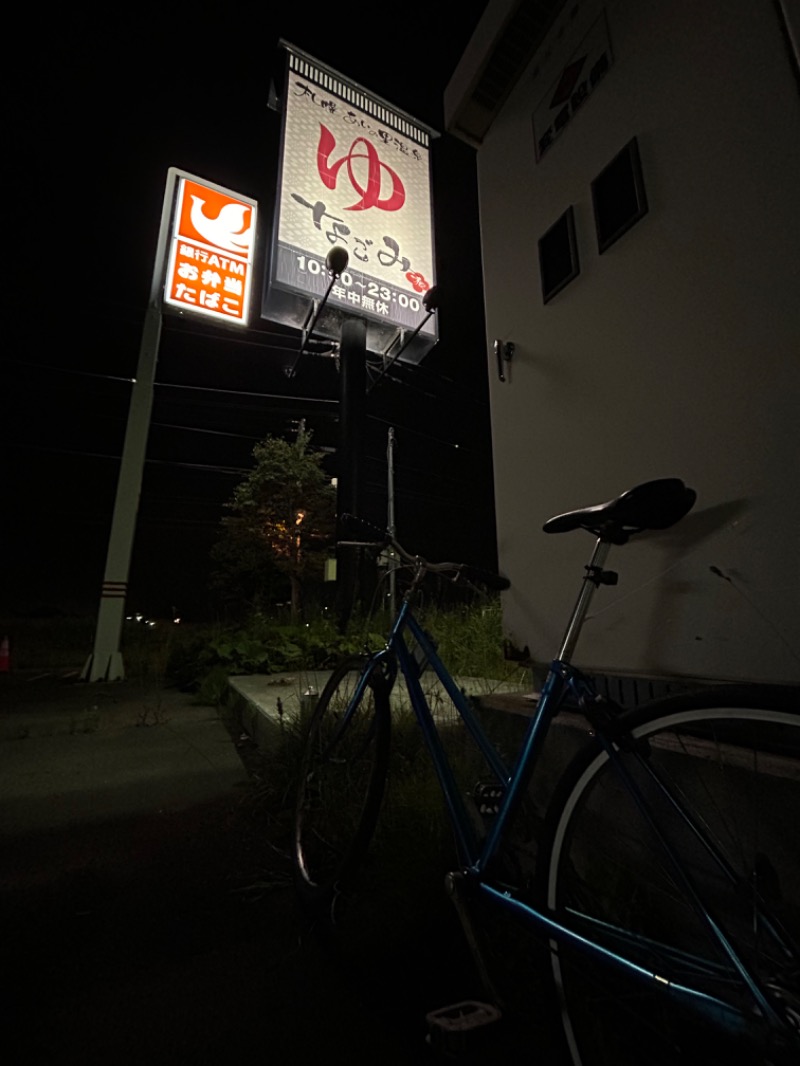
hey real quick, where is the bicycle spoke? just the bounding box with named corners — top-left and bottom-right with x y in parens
top-left (539, 690), bottom-right (800, 1066)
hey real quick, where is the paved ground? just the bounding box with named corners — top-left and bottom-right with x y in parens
top-left (1, 668), bottom-right (567, 1066)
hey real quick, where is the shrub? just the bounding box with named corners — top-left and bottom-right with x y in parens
top-left (164, 612), bottom-right (385, 695)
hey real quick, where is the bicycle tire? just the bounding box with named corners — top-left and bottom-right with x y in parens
top-left (293, 656), bottom-right (391, 911)
top-left (538, 684), bottom-right (800, 1066)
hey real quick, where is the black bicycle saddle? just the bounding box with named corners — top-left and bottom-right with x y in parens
top-left (543, 479), bottom-right (697, 544)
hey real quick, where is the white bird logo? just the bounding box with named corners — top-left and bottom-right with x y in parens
top-left (189, 196), bottom-right (252, 253)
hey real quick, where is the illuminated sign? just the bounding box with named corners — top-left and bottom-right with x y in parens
top-left (263, 45), bottom-right (438, 364)
top-left (164, 176), bottom-right (257, 325)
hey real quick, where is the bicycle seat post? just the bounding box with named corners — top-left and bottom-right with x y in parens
top-left (556, 538), bottom-right (614, 664)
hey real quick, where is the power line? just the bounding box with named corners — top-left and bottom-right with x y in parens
top-left (6, 327), bottom-right (489, 408)
top-left (5, 356), bottom-right (339, 407)
top-left (154, 379), bottom-right (338, 406)
top-left (7, 440), bottom-right (249, 475)
top-left (150, 421), bottom-right (263, 442)
top-left (5, 356), bottom-right (135, 385)
top-left (145, 457), bottom-right (250, 475)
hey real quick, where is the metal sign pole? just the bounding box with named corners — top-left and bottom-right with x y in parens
top-left (335, 316), bottom-right (367, 632)
top-left (387, 427), bottom-right (397, 616)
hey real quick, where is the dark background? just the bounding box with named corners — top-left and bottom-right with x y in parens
top-left (7, 6), bottom-right (496, 622)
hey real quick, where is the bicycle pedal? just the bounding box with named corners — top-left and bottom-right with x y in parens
top-left (425, 1000), bottom-right (502, 1055)
top-left (473, 781), bottom-right (505, 816)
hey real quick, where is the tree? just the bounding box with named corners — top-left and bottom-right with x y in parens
top-left (212, 429), bottom-right (336, 620)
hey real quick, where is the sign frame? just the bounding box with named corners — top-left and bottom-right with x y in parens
top-left (162, 170), bottom-right (258, 327)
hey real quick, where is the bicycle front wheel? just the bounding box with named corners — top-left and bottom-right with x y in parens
top-left (539, 685), bottom-right (800, 1066)
top-left (293, 656), bottom-right (391, 910)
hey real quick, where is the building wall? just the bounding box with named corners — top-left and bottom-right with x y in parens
top-left (473, 0), bottom-right (800, 683)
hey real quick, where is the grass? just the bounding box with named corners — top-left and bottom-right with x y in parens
top-left (1, 591), bottom-right (528, 694)
top-left (358, 599), bottom-right (530, 704)
top-left (0, 615), bottom-right (96, 673)
top-left (227, 594), bottom-right (531, 897)
top-left (417, 601), bottom-right (516, 679)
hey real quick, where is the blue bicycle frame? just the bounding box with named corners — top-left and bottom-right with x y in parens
top-left (351, 541), bottom-right (793, 1041)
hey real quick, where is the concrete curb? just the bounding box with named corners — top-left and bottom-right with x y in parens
top-left (225, 669), bottom-right (534, 748)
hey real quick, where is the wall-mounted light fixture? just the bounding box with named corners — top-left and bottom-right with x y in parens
top-left (495, 340), bottom-right (515, 382)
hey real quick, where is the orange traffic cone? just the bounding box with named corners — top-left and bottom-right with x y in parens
top-left (0, 636), bottom-right (9, 673)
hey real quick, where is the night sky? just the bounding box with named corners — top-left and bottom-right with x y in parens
top-left (7, 6), bottom-right (495, 621)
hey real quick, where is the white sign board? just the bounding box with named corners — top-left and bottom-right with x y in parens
top-left (264, 45), bottom-right (438, 362)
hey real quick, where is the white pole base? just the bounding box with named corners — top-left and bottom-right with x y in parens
top-left (81, 651), bottom-right (125, 683)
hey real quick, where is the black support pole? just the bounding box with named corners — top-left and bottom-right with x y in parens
top-left (336, 316), bottom-right (367, 631)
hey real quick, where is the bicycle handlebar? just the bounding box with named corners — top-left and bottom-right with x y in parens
top-left (338, 514), bottom-right (510, 592)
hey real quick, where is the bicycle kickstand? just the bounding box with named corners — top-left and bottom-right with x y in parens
top-left (445, 870), bottom-right (505, 1010)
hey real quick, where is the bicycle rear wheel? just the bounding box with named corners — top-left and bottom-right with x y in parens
top-left (293, 656), bottom-right (391, 911)
top-left (539, 685), bottom-right (800, 1066)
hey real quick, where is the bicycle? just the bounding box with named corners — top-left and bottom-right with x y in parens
top-left (292, 477), bottom-right (799, 1065)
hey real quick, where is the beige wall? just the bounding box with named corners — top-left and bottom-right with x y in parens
top-left (467, 0), bottom-right (800, 683)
